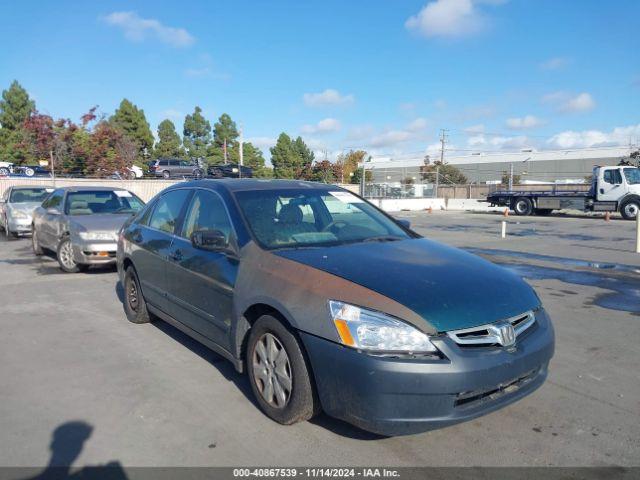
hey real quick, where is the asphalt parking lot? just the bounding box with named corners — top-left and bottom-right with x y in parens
top-left (0, 211), bottom-right (639, 467)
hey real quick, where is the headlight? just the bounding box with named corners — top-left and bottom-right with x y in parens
top-left (12, 211), bottom-right (29, 219)
top-left (78, 231), bottom-right (117, 241)
top-left (329, 300), bottom-right (439, 354)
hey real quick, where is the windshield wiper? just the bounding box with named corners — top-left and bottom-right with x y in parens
top-left (360, 235), bottom-right (404, 243)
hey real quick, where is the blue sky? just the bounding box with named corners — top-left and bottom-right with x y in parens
top-left (1, 0), bottom-right (639, 162)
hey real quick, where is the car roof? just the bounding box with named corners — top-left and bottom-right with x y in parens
top-left (9, 185), bottom-right (52, 190)
top-left (55, 186), bottom-right (133, 193)
top-left (177, 178), bottom-right (341, 193)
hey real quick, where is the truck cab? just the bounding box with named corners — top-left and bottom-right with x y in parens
top-left (593, 166), bottom-right (640, 219)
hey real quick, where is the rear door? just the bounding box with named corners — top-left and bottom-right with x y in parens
top-left (130, 189), bottom-right (192, 314)
top-left (165, 189), bottom-right (238, 347)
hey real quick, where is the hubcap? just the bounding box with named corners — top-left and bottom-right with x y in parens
top-left (59, 241), bottom-right (76, 268)
top-left (624, 203), bottom-right (638, 218)
top-left (252, 333), bottom-right (292, 409)
top-left (127, 275), bottom-right (139, 311)
top-left (516, 201), bottom-right (526, 213)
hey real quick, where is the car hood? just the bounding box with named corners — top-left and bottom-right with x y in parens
top-left (8, 202), bottom-right (41, 215)
top-left (274, 238), bottom-right (540, 332)
top-left (69, 214), bottom-right (133, 232)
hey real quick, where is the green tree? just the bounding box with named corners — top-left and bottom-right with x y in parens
top-left (154, 119), bottom-right (184, 158)
top-left (109, 99), bottom-right (154, 166)
top-left (183, 106), bottom-right (211, 161)
top-left (0, 80), bottom-right (34, 130)
top-left (420, 160), bottom-right (468, 184)
top-left (0, 80), bottom-right (35, 164)
top-left (208, 113), bottom-right (239, 164)
top-left (270, 133), bottom-right (300, 179)
top-left (292, 136), bottom-right (314, 179)
top-left (501, 171), bottom-right (521, 186)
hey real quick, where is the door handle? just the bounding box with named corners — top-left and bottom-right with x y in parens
top-left (169, 249), bottom-right (183, 262)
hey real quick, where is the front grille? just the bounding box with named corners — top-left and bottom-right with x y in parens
top-left (454, 368), bottom-right (539, 408)
top-left (447, 311), bottom-right (536, 348)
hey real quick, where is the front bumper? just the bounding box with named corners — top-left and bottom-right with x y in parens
top-left (301, 309), bottom-right (555, 436)
top-left (8, 216), bottom-right (32, 234)
top-left (71, 241), bottom-right (118, 265)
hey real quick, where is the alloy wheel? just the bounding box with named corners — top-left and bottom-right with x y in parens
top-left (59, 240), bottom-right (76, 269)
top-left (252, 333), bottom-right (292, 409)
top-left (127, 274), bottom-right (139, 312)
top-left (624, 203), bottom-right (638, 219)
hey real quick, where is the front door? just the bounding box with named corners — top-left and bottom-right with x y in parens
top-left (598, 168), bottom-right (624, 201)
top-left (134, 189), bottom-right (192, 314)
top-left (166, 189), bottom-right (237, 348)
top-left (38, 189), bottom-right (65, 248)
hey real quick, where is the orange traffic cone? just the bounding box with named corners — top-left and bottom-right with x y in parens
top-left (427, 206), bottom-right (433, 214)
top-left (503, 208), bottom-right (509, 217)
top-left (604, 211), bottom-right (610, 222)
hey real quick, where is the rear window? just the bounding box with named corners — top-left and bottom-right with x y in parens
top-left (65, 190), bottom-right (145, 215)
top-left (10, 188), bottom-right (51, 203)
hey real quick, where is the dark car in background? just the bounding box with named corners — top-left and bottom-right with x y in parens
top-left (208, 163), bottom-right (253, 178)
top-left (149, 159), bottom-right (204, 179)
top-left (32, 186), bottom-right (145, 272)
top-left (117, 179), bottom-right (554, 436)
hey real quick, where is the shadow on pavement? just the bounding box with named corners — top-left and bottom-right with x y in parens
top-left (20, 421), bottom-right (127, 480)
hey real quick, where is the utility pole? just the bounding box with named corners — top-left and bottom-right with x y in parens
top-left (439, 129), bottom-right (447, 164)
top-left (238, 124), bottom-right (244, 179)
top-left (49, 150), bottom-right (56, 187)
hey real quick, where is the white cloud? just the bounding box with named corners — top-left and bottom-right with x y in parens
top-left (467, 134), bottom-right (531, 150)
top-left (246, 137), bottom-right (277, 150)
top-left (405, 0), bottom-right (507, 39)
top-left (547, 124), bottom-right (640, 149)
top-left (464, 124), bottom-right (485, 134)
top-left (563, 92), bottom-right (595, 113)
top-left (369, 130), bottom-right (413, 148)
top-left (103, 12), bottom-right (195, 48)
top-left (542, 91), bottom-right (595, 113)
top-left (303, 89), bottom-right (354, 107)
top-left (300, 118), bottom-right (341, 135)
top-left (406, 117), bottom-right (428, 132)
top-left (539, 57), bottom-right (569, 70)
top-left (505, 115), bottom-right (544, 130)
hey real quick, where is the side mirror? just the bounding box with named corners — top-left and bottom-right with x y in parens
top-left (191, 229), bottom-right (229, 252)
top-left (47, 208), bottom-right (61, 215)
top-left (397, 218), bottom-right (411, 229)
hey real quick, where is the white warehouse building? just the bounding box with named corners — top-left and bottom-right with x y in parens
top-left (367, 145), bottom-right (635, 185)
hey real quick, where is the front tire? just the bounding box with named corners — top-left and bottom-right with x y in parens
top-left (620, 199), bottom-right (639, 221)
top-left (123, 266), bottom-right (151, 324)
top-left (57, 237), bottom-right (83, 273)
top-left (513, 197), bottom-right (534, 216)
top-left (32, 228), bottom-right (43, 255)
top-left (247, 315), bottom-right (320, 425)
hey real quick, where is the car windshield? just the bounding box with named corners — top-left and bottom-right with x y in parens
top-left (234, 188), bottom-right (411, 249)
top-left (623, 168), bottom-right (640, 185)
top-left (9, 188), bottom-right (51, 203)
top-left (65, 190), bottom-right (145, 215)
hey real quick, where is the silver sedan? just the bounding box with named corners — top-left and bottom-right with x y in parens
top-left (0, 186), bottom-right (53, 238)
top-left (31, 186), bottom-right (145, 272)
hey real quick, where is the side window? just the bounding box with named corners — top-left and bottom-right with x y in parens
top-left (169, 160), bottom-right (179, 167)
top-left (181, 190), bottom-right (233, 241)
top-left (136, 199), bottom-right (158, 226)
top-left (604, 169), bottom-right (622, 185)
top-left (43, 190), bottom-right (64, 209)
top-left (159, 160), bottom-right (168, 166)
top-left (148, 190), bottom-right (191, 234)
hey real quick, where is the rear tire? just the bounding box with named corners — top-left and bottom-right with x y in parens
top-left (193, 168), bottom-right (203, 179)
top-left (247, 315), bottom-right (320, 425)
top-left (620, 199), bottom-right (639, 221)
top-left (0, 167), bottom-right (9, 176)
top-left (123, 265), bottom-right (151, 324)
top-left (513, 197), bottom-right (534, 216)
top-left (162, 170), bottom-right (171, 179)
